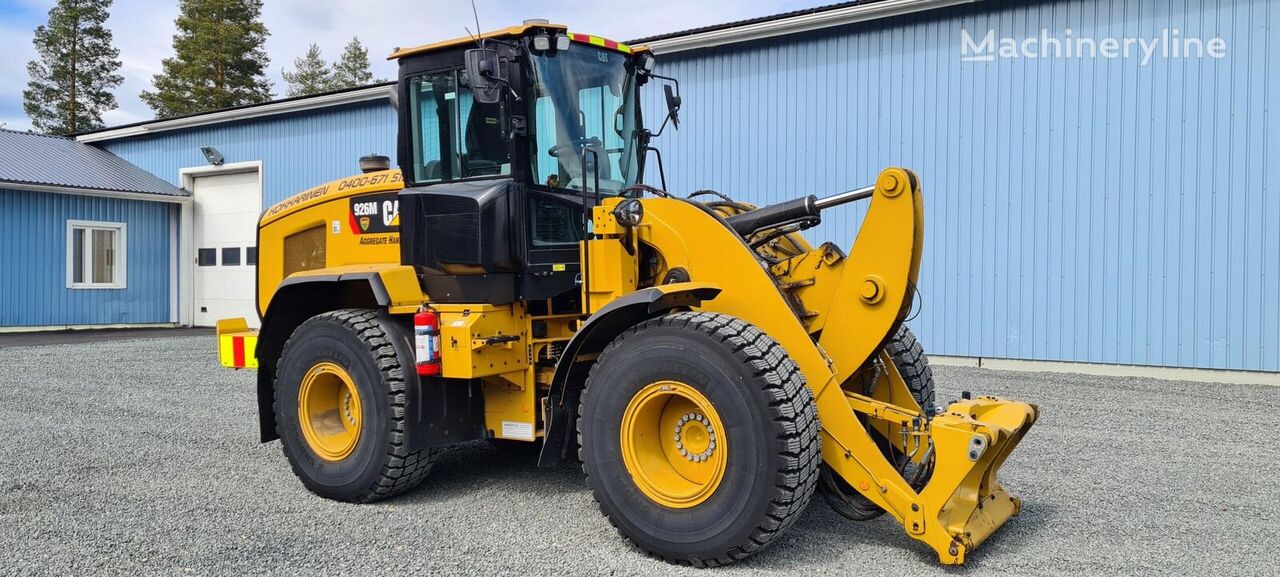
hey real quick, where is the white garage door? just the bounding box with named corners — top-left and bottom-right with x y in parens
top-left (193, 170), bottom-right (261, 328)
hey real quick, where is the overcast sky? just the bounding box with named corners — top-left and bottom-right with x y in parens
top-left (0, 0), bottom-right (827, 131)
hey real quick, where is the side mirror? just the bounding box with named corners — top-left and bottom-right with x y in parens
top-left (464, 48), bottom-right (504, 104)
top-left (663, 84), bottom-right (681, 130)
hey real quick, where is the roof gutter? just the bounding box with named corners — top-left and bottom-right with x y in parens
top-left (75, 85), bottom-right (394, 144)
top-left (643, 0), bottom-right (980, 54)
top-left (0, 181), bottom-right (190, 203)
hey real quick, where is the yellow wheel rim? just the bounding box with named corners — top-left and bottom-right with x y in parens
top-left (620, 380), bottom-right (727, 509)
top-left (298, 361), bottom-right (363, 462)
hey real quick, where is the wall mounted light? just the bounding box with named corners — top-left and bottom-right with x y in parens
top-left (200, 146), bottom-right (224, 166)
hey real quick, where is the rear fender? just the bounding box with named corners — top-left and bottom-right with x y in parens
top-left (254, 265), bottom-right (424, 443)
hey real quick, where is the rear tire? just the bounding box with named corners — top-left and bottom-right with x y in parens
top-left (578, 312), bottom-right (821, 567)
top-left (274, 309), bottom-right (438, 502)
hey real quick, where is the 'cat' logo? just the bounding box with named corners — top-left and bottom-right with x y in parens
top-left (348, 192), bottom-right (400, 235)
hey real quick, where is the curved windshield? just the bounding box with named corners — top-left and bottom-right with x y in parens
top-left (527, 44), bottom-right (639, 194)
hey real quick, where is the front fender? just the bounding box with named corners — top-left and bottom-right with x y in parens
top-left (536, 282), bottom-right (720, 467)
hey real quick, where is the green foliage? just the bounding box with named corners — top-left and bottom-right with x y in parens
top-left (282, 44), bottom-right (333, 97)
top-left (141, 0), bottom-right (273, 117)
top-left (23, 0), bottom-right (123, 135)
top-left (331, 36), bottom-right (385, 89)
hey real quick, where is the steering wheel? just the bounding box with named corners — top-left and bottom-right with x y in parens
top-left (547, 137), bottom-right (605, 158)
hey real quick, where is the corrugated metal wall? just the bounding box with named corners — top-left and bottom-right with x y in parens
top-left (0, 188), bottom-right (171, 326)
top-left (90, 0), bottom-right (1278, 372)
top-left (102, 101), bottom-right (397, 207)
top-left (641, 0), bottom-right (1279, 372)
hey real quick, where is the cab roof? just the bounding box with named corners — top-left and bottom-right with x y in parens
top-left (388, 23), bottom-right (647, 59)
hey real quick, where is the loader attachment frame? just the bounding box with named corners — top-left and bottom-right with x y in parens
top-left (590, 168), bottom-right (1038, 564)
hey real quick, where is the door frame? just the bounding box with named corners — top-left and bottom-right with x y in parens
top-left (178, 160), bottom-right (263, 327)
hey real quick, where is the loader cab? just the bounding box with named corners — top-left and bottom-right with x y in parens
top-left (392, 24), bottom-right (651, 304)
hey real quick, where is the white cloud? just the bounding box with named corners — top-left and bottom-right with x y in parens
top-left (0, 19), bottom-right (39, 130)
top-left (1, 0), bottom-right (814, 131)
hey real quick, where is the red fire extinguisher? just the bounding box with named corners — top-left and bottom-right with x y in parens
top-left (414, 308), bottom-right (441, 376)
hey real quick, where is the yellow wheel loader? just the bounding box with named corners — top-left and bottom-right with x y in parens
top-left (216, 22), bottom-right (1038, 566)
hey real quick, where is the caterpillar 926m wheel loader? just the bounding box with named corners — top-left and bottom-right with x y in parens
top-left (215, 22), bottom-right (1038, 566)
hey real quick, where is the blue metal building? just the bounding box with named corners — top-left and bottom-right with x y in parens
top-left (40, 0), bottom-right (1274, 375)
top-left (631, 0), bottom-right (1279, 373)
top-left (0, 129), bottom-right (187, 329)
top-left (76, 86), bottom-right (396, 328)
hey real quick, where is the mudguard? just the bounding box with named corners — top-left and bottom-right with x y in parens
top-left (536, 282), bottom-right (721, 467)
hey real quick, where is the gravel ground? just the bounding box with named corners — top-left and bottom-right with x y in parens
top-left (1, 335), bottom-right (1277, 576)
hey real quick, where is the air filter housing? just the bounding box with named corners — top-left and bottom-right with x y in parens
top-left (359, 154), bottom-right (391, 173)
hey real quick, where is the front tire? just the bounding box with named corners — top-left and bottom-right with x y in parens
top-left (274, 309), bottom-right (438, 502)
top-left (820, 324), bottom-right (936, 520)
top-left (884, 324), bottom-right (936, 412)
top-left (578, 312), bottom-right (821, 567)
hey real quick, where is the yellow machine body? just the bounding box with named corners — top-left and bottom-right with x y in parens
top-left (217, 21), bottom-right (1037, 565)
top-left (221, 165), bottom-right (1037, 563)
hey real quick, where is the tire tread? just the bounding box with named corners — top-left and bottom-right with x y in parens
top-left (884, 324), bottom-right (936, 411)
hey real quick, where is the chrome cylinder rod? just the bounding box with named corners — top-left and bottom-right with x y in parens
top-left (813, 184), bottom-right (875, 211)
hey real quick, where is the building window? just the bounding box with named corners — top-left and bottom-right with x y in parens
top-left (222, 247), bottom-right (241, 266)
top-left (67, 220), bottom-right (126, 289)
top-left (197, 248), bottom-right (217, 266)
top-left (245, 246), bottom-right (258, 266)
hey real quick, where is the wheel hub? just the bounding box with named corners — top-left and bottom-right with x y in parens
top-left (673, 413), bottom-right (716, 462)
top-left (620, 380), bottom-right (728, 509)
top-left (298, 361), bottom-right (363, 462)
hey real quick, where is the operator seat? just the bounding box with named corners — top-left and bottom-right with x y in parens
top-left (464, 102), bottom-right (506, 176)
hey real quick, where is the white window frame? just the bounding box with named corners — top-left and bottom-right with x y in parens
top-left (66, 219), bottom-right (127, 289)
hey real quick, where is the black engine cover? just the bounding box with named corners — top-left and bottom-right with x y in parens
top-left (400, 179), bottom-right (519, 303)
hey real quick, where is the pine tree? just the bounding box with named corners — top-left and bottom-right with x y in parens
top-left (140, 0), bottom-right (273, 117)
top-left (23, 0), bottom-right (123, 135)
top-left (282, 44), bottom-right (334, 97)
top-left (331, 36), bottom-right (385, 89)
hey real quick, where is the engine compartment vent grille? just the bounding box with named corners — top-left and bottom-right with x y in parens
top-left (283, 225), bottom-right (326, 277)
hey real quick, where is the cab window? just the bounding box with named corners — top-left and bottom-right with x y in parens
top-left (408, 71), bottom-right (510, 183)
top-left (527, 45), bottom-right (638, 194)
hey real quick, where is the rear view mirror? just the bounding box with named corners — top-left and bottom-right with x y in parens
top-left (663, 84), bottom-right (681, 130)
top-left (465, 48), bottom-right (504, 104)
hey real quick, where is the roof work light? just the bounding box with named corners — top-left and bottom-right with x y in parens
top-left (532, 32), bottom-right (551, 52)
